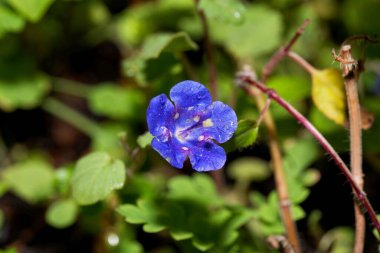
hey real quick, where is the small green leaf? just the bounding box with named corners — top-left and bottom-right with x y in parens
top-left (167, 174), bottom-right (223, 207)
top-left (373, 215), bottom-right (380, 240)
top-left (117, 199), bottom-right (166, 233)
top-left (0, 6), bottom-right (25, 36)
top-left (140, 32), bottom-right (198, 59)
top-left (228, 157), bottom-right (271, 182)
top-left (0, 74), bottom-right (50, 111)
top-left (71, 152), bottom-right (126, 205)
top-left (46, 199), bottom-right (78, 229)
top-left (6, 0), bottom-right (55, 22)
top-left (199, 0), bottom-right (245, 25)
top-left (227, 120), bottom-right (258, 151)
top-left (2, 159), bottom-right (55, 203)
top-left (302, 169), bottom-right (321, 186)
top-left (88, 84), bottom-right (145, 119)
top-left (312, 68), bottom-right (346, 125)
top-left (291, 205), bottom-right (306, 220)
top-left (137, 132), bottom-right (154, 148)
top-left (0, 248), bottom-right (17, 253)
top-left (54, 167), bottom-right (73, 196)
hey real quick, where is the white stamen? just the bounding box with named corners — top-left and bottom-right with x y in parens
top-left (198, 135), bottom-right (205, 141)
top-left (174, 113), bottom-right (179, 119)
top-left (182, 147), bottom-right (189, 151)
top-left (193, 115), bottom-right (200, 122)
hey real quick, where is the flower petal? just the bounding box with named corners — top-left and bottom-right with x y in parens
top-left (151, 137), bottom-right (188, 169)
top-left (170, 80), bottom-right (212, 109)
top-left (147, 94), bottom-right (175, 138)
top-left (188, 141), bottom-right (226, 172)
top-left (188, 101), bottom-right (237, 143)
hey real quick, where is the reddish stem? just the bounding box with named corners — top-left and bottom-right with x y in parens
top-left (237, 73), bottom-right (380, 237)
top-left (262, 19), bottom-right (310, 82)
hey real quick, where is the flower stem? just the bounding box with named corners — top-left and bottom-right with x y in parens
top-left (42, 97), bottom-right (101, 137)
top-left (237, 72), bottom-right (380, 237)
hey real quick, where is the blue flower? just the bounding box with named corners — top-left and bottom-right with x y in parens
top-left (146, 80), bottom-right (237, 172)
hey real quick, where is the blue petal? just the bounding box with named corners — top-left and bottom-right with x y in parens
top-left (147, 94), bottom-right (175, 138)
top-left (187, 101), bottom-right (237, 143)
top-left (151, 137), bottom-right (188, 169)
top-left (170, 80), bottom-right (212, 109)
top-left (188, 141), bottom-right (226, 172)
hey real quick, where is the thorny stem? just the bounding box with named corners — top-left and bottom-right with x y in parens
top-left (262, 19), bottom-right (310, 82)
top-left (333, 45), bottom-right (365, 253)
top-left (237, 72), bottom-right (380, 237)
top-left (194, 0), bottom-right (224, 192)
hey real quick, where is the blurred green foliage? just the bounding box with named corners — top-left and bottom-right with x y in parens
top-left (0, 0), bottom-right (379, 252)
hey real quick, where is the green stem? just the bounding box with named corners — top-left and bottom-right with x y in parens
top-left (52, 78), bottom-right (93, 98)
top-left (42, 97), bottom-right (101, 137)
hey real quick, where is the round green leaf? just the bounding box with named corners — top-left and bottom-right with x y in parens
top-left (0, 74), bottom-right (50, 112)
top-left (2, 159), bottom-right (55, 203)
top-left (228, 157), bottom-right (271, 182)
top-left (0, 6), bottom-right (25, 36)
top-left (71, 152), bottom-right (126, 205)
top-left (46, 199), bottom-right (78, 229)
top-left (88, 84), bottom-right (145, 120)
top-left (6, 0), bottom-right (55, 22)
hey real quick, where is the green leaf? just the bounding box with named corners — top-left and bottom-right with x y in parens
top-left (45, 199), bottom-right (78, 229)
top-left (312, 68), bottom-right (346, 125)
top-left (71, 152), bottom-right (126, 205)
top-left (0, 6), bottom-right (25, 36)
top-left (302, 169), bottom-right (321, 186)
top-left (199, 0), bottom-right (245, 25)
top-left (373, 215), bottom-right (380, 240)
top-left (226, 120), bottom-right (258, 151)
top-left (140, 32), bottom-right (198, 59)
top-left (0, 73), bottom-right (50, 111)
top-left (54, 167), bottom-right (73, 196)
top-left (6, 0), bottom-right (55, 22)
top-left (88, 84), bottom-right (145, 119)
top-left (267, 75), bottom-right (311, 101)
top-left (167, 174), bottom-right (223, 207)
top-left (227, 157), bottom-right (271, 182)
top-left (137, 132), bottom-right (154, 148)
top-left (0, 248), bottom-right (17, 253)
top-left (211, 4), bottom-right (283, 58)
top-left (117, 199), bottom-right (166, 233)
top-left (291, 205), bottom-right (306, 220)
top-left (2, 159), bottom-right (55, 203)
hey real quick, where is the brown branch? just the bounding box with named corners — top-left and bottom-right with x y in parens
top-left (262, 19), bottom-right (310, 82)
top-left (333, 44), bottom-right (365, 253)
